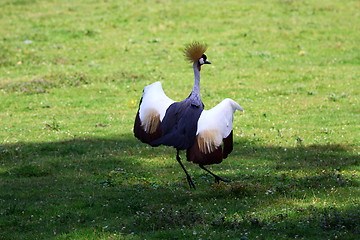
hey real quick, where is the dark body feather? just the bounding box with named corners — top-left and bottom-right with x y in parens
top-left (150, 96), bottom-right (204, 150)
top-left (222, 130), bottom-right (234, 159)
top-left (133, 106), bottom-right (162, 144)
top-left (186, 130), bottom-right (233, 165)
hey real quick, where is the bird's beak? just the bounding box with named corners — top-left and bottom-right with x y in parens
top-left (204, 61), bottom-right (211, 64)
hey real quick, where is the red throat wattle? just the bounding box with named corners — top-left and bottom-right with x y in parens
top-left (198, 65), bottom-right (202, 71)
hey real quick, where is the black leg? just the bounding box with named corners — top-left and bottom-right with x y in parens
top-left (176, 150), bottom-right (196, 189)
top-left (199, 165), bottom-right (230, 183)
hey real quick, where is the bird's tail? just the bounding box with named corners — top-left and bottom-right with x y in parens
top-left (149, 138), bottom-right (162, 147)
top-left (150, 133), bottom-right (191, 150)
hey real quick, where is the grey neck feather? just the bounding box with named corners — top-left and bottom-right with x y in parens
top-left (191, 62), bottom-right (201, 96)
top-left (188, 62), bottom-right (202, 106)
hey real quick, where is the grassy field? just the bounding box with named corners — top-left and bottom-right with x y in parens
top-left (0, 0), bottom-right (359, 239)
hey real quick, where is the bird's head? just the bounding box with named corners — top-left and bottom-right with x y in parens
top-left (184, 42), bottom-right (211, 71)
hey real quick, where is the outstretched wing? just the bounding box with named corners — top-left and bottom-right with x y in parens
top-left (186, 98), bottom-right (243, 165)
top-left (134, 81), bottom-right (175, 144)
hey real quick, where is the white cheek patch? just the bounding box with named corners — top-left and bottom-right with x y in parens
top-left (199, 58), bottom-right (205, 65)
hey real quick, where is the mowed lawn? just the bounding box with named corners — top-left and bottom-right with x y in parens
top-left (0, 0), bottom-right (359, 239)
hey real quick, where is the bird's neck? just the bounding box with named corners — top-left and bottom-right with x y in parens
top-left (191, 62), bottom-right (201, 96)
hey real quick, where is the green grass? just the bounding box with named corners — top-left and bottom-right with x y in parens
top-left (0, 0), bottom-right (359, 239)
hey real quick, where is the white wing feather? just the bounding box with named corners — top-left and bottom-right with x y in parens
top-left (197, 98), bottom-right (243, 138)
top-left (139, 81), bottom-right (175, 122)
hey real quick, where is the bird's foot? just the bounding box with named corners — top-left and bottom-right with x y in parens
top-left (187, 175), bottom-right (196, 189)
top-left (214, 175), bottom-right (231, 183)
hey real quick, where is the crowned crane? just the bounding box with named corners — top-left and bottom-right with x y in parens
top-left (134, 42), bottom-right (243, 189)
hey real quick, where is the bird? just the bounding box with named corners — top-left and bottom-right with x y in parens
top-left (134, 42), bottom-right (243, 189)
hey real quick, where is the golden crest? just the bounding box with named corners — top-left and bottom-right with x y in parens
top-left (184, 42), bottom-right (208, 63)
